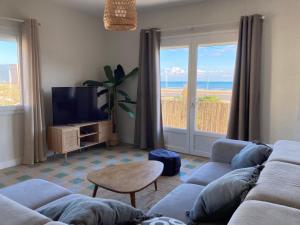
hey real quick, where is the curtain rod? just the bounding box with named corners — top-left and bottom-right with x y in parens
top-left (0, 17), bottom-right (41, 26)
top-left (146, 16), bottom-right (265, 33)
top-left (0, 17), bottom-right (24, 23)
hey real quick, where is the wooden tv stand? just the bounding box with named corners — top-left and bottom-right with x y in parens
top-left (47, 121), bottom-right (112, 160)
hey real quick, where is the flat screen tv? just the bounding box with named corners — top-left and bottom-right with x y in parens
top-left (52, 87), bottom-right (108, 125)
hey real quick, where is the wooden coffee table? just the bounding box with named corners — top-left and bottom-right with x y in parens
top-left (87, 161), bottom-right (164, 207)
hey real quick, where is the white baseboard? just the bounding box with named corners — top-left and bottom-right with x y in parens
top-left (0, 158), bottom-right (21, 170)
top-left (190, 150), bottom-right (211, 158)
top-left (165, 144), bottom-right (186, 153)
top-left (166, 145), bottom-right (211, 158)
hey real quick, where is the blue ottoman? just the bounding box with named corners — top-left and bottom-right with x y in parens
top-left (149, 149), bottom-right (181, 176)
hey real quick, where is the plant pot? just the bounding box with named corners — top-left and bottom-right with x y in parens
top-left (108, 132), bottom-right (120, 146)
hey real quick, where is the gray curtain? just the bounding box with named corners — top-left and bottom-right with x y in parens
top-left (22, 19), bottom-right (47, 164)
top-left (227, 14), bottom-right (263, 141)
top-left (134, 28), bottom-right (164, 149)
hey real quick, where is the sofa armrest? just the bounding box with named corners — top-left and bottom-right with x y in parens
top-left (211, 138), bottom-right (250, 163)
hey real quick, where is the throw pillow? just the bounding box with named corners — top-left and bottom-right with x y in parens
top-left (231, 143), bottom-right (272, 169)
top-left (186, 166), bottom-right (263, 223)
top-left (141, 217), bottom-right (186, 225)
top-left (37, 194), bottom-right (144, 225)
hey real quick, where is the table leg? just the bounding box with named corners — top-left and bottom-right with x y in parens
top-left (92, 185), bottom-right (98, 197)
top-left (154, 180), bottom-right (158, 191)
top-left (130, 192), bottom-right (136, 207)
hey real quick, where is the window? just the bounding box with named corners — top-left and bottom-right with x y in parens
top-left (160, 47), bottom-right (189, 129)
top-left (0, 36), bottom-right (21, 107)
top-left (195, 44), bottom-right (237, 134)
top-left (160, 33), bottom-right (237, 135)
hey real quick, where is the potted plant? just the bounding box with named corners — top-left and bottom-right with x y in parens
top-left (83, 65), bottom-right (138, 146)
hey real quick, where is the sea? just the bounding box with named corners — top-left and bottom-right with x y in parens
top-left (161, 81), bottom-right (233, 90)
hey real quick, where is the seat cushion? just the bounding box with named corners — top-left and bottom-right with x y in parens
top-left (246, 161), bottom-right (300, 209)
top-left (185, 162), bottom-right (232, 186)
top-left (228, 200), bottom-right (300, 225)
top-left (147, 184), bottom-right (204, 223)
top-left (268, 140), bottom-right (300, 165)
top-left (0, 179), bottom-right (72, 209)
top-left (0, 194), bottom-right (51, 225)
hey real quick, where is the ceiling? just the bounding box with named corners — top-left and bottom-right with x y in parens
top-left (50, 0), bottom-right (203, 16)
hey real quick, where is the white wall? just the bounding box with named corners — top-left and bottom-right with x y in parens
top-left (0, 0), bottom-right (107, 168)
top-left (104, 0), bottom-right (300, 145)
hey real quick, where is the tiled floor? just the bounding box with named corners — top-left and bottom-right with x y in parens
top-left (0, 145), bottom-right (207, 210)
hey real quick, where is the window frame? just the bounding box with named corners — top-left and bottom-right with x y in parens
top-left (0, 23), bottom-right (24, 113)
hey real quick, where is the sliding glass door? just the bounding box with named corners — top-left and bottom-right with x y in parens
top-left (160, 31), bottom-right (238, 156)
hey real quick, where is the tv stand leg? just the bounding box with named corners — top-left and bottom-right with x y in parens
top-left (64, 153), bottom-right (68, 161)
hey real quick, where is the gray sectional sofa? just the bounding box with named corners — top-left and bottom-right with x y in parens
top-left (149, 139), bottom-right (300, 224)
top-left (1, 139), bottom-right (300, 225)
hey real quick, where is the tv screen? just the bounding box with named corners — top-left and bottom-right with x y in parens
top-left (52, 87), bottom-right (108, 125)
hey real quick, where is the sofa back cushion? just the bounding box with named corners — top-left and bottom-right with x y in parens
top-left (231, 143), bottom-right (272, 169)
top-left (246, 161), bottom-right (300, 209)
top-left (0, 194), bottom-right (51, 225)
top-left (228, 200), bottom-right (300, 225)
top-left (268, 140), bottom-right (300, 165)
top-left (0, 179), bottom-right (72, 209)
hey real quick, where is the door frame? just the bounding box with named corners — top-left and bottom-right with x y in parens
top-left (161, 30), bottom-right (239, 157)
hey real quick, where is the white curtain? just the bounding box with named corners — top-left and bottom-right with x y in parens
top-left (22, 19), bottom-right (47, 164)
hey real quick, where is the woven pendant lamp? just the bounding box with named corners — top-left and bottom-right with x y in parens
top-left (103, 0), bottom-right (137, 31)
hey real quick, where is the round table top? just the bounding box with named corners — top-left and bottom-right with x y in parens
top-left (87, 160), bottom-right (164, 193)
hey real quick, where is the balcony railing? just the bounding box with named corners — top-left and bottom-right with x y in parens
top-left (161, 97), bottom-right (230, 135)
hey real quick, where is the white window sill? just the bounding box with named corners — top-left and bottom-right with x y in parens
top-left (0, 105), bottom-right (24, 115)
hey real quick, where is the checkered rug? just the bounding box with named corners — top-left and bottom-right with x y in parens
top-left (0, 145), bottom-right (207, 211)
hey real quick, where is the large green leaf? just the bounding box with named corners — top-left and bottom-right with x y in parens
top-left (100, 103), bottom-right (109, 112)
top-left (117, 90), bottom-right (131, 100)
top-left (104, 65), bottom-right (115, 83)
top-left (97, 89), bottom-right (108, 97)
top-left (118, 100), bottom-right (136, 104)
top-left (102, 82), bottom-right (116, 88)
top-left (114, 65), bottom-right (125, 82)
top-left (82, 80), bottom-right (103, 87)
top-left (118, 103), bottom-right (135, 118)
top-left (123, 67), bottom-right (138, 81)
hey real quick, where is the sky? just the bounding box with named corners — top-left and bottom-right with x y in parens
top-left (0, 40), bottom-right (18, 65)
top-left (160, 44), bottom-right (237, 82)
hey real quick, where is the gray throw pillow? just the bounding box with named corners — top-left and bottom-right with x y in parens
top-left (37, 194), bottom-right (144, 225)
top-left (231, 143), bottom-right (272, 169)
top-left (186, 166), bottom-right (263, 223)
